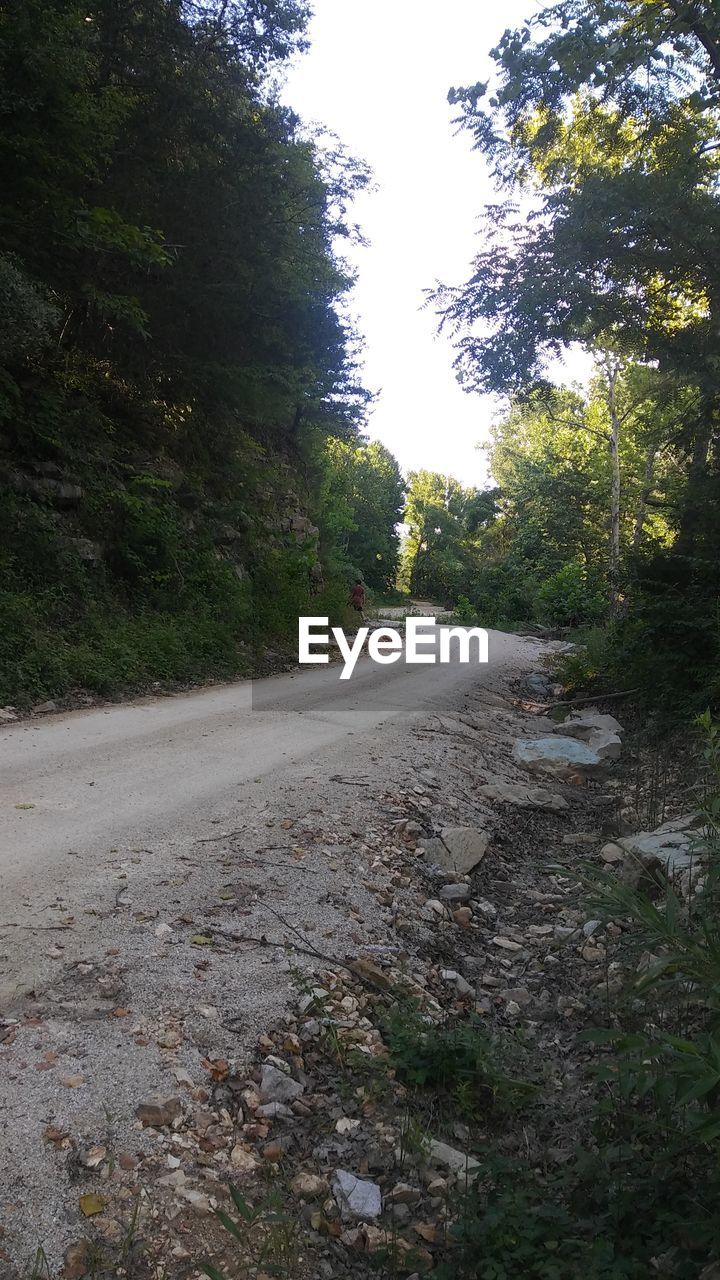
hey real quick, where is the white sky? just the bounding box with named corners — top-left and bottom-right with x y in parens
top-left (281, 0), bottom-right (539, 489)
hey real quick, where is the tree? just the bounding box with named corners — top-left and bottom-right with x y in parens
top-left (321, 439), bottom-right (405, 591)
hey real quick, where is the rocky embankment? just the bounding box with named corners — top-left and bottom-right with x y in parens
top-left (0, 647), bottom-right (700, 1278)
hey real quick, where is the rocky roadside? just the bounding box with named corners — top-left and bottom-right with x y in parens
top-left (0, 649), bottom-right (699, 1280)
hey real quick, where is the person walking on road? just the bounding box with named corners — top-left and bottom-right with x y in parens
top-left (348, 578), bottom-right (366, 624)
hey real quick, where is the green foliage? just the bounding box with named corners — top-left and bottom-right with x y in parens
top-left (382, 1004), bottom-right (538, 1121)
top-left (434, 0), bottom-right (720, 711)
top-left (438, 1130), bottom-right (720, 1279)
top-left (320, 438), bottom-right (405, 591)
top-left (0, 255), bottom-right (60, 364)
top-left (0, 0), bottom-right (406, 701)
top-left (202, 1184), bottom-right (299, 1279)
top-left (537, 562), bottom-right (606, 627)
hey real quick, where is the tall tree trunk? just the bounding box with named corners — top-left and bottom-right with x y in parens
top-left (632, 442), bottom-right (659, 553)
top-left (604, 358), bottom-right (622, 615)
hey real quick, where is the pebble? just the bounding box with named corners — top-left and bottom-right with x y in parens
top-left (333, 1170), bottom-right (382, 1220)
top-left (471, 897), bottom-right (497, 919)
top-left (291, 1172), bottom-right (329, 1198)
top-left (499, 986), bottom-right (532, 1006)
top-left (583, 920), bottom-right (602, 938)
top-left (135, 1096), bottom-right (182, 1128)
top-left (438, 883), bottom-right (472, 902)
top-left (259, 1063), bottom-right (304, 1104)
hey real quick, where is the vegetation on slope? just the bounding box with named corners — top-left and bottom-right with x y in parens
top-left (0, 0), bottom-right (405, 706)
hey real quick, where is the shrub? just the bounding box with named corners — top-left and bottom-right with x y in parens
top-left (537, 562), bottom-right (606, 628)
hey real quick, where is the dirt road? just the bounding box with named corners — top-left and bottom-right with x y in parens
top-left (0, 628), bottom-right (536, 1004)
top-left (0, 627), bottom-right (544, 1270)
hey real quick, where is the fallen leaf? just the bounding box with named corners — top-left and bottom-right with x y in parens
top-left (62, 1074), bottom-right (84, 1088)
top-left (79, 1193), bottom-right (106, 1217)
top-left (80, 1145), bottom-right (107, 1169)
top-left (44, 1125), bottom-right (71, 1148)
top-left (190, 934), bottom-right (213, 947)
top-left (200, 1056), bottom-right (229, 1082)
top-left (15, 803), bottom-right (35, 810)
top-left (36, 1051), bottom-right (59, 1072)
top-left (110, 1007), bottom-right (130, 1018)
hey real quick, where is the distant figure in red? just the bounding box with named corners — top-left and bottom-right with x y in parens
top-left (348, 578), bottom-right (366, 623)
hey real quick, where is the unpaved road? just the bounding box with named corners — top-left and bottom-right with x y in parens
top-left (0, 627), bottom-right (545, 1271)
top-left (0, 629), bottom-right (534, 1005)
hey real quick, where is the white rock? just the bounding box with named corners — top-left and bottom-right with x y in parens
top-left (601, 814), bottom-right (706, 886)
top-left (333, 1170), bottom-right (382, 1220)
top-left (427, 1139), bottom-right (481, 1187)
top-left (422, 826), bottom-right (489, 875)
top-left (561, 710), bottom-right (624, 741)
top-left (513, 736), bottom-right (604, 779)
top-left (336, 1117), bottom-right (361, 1135)
top-left (587, 729), bottom-right (622, 761)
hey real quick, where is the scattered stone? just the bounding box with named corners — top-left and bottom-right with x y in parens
top-left (135, 1096), bottom-right (182, 1128)
top-left (292, 1172), bottom-right (329, 1198)
top-left (438, 882), bottom-right (472, 903)
top-left (560, 710), bottom-right (624, 741)
top-left (491, 936), bottom-right (523, 952)
top-left (453, 906), bottom-right (472, 927)
top-left (601, 814), bottom-right (706, 887)
top-left (422, 826), bottom-right (489, 875)
top-left (499, 987), bottom-right (532, 1006)
top-left (471, 897), bottom-right (497, 919)
top-left (336, 1117), bottom-right (361, 1135)
top-left (332, 1170), bottom-right (382, 1220)
top-left (231, 1144), bottom-right (260, 1172)
top-left (583, 920), bottom-right (602, 938)
top-left (478, 780), bottom-right (568, 812)
top-left (32, 700), bottom-right (58, 715)
top-left (257, 1101), bottom-right (293, 1119)
top-left (600, 845), bottom-right (624, 865)
top-left (259, 1063), bottom-right (304, 1104)
top-left (422, 898), bottom-right (447, 920)
top-left (581, 944), bottom-right (605, 963)
top-left (78, 1145), bottom-right (107, 1170)
top-left (389, 1182), bottom-right (421, 1204)
top-left (427, 1139), bottom-right (481, 1187)
top-left (526, 672), bottom-right (552, 700)
top-left (0, 708), bottom-right (17, 724)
